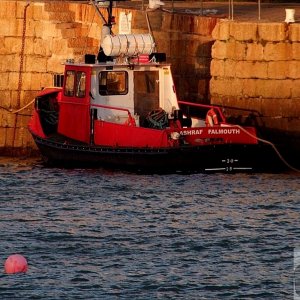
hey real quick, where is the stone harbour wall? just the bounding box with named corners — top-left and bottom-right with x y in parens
top-left (0, 1), bottom-right (217, 155)
top-left (210, 20), bottom-right (300, 134)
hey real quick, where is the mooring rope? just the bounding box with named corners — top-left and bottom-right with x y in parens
top-left (0, 99), bottom-right (35, 114)
top-left (233, 124), bottom-right (300, 173)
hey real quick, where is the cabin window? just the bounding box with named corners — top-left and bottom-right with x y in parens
top-left (64, 70), bottom-right (75, 96)
top-left (76, 71), bottom-right (86, 98)
top-left (99, 71), bottom-right (128, 95)
top-left (64, 70), bottom-right (86, 98)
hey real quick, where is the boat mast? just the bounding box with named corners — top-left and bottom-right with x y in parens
top-left (90, 0), bottom-right (126, 61)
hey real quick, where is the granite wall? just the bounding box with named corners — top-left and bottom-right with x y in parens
top-left (210, 20), bottom-right (300, 137)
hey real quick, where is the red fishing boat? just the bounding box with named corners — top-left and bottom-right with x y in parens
top-left (28, 0), bottom-right (286, 173)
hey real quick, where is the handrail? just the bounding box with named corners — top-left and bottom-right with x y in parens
top-left (91, 103), bottom-right (132, 117)
top-left (178, 100), bottom-right (226, 123)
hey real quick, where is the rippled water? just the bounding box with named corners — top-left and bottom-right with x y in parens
top-left (0, 157), bottom-right (299, 299)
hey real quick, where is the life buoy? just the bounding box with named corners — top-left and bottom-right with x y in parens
top-left (205, 108), bottom-right (219, 126)
top-left (124, 115), bottom-right (136, 126)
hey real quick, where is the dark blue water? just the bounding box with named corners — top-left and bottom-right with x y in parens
top-left (0, 158), bottom-right (299, 299)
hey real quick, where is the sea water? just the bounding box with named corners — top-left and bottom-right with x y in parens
top-left (0, 157), bottom-right (299, 299)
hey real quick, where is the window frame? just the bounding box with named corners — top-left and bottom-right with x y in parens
top-left (99, 71), bottom-right (128, 96)
top-left (64, 70), bottom-right (87, 98)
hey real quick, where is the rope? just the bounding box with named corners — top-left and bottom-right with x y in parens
top-left (145, 11), bottom-right (157, 52)
top-left (0, 99), bottom-right (35, 114)
top-left (232, 124), bottom-right (300, 173)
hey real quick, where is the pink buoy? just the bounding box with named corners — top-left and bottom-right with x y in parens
top-left (4, 254), bottom-right (28, 274)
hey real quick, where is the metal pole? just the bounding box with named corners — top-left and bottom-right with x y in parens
top-left (258, 0), bottom-right (261, 20)
top-left (228, 0), bottom-right (233, 20)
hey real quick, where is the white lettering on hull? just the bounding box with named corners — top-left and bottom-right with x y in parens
top-left (178, 128), bottom-right (241, 136)
top-left (208, 128), bottom-right (241, 135)
top-left (180, 129), bottom-right (203, 135)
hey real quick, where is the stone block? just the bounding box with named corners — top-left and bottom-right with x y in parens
top-left (0, 2), bottom-right (16, 19)
top-left (236, 61), bottom-right (268, 79)
top-left (44, 2), bottom-right (70, 12)
top-left (170, 38), bottom-right (186, 58)
top-left (32, 3), bottom-right (44, 21)
top-left (4, 37), bottom-right (22, 54)
top-left (258, 23), bottom-right (288, 42)
top-left (260, 98), bottom-right (285, 117)
top-left (35, 22), bottom-right (59, 38)
top-left (229, 22), bottom-right (258, 42)
top-left (211, 40), bottom-right (227, 59)
top-left (246, 42), bottom-right (264, 61)
top-left (41, 73), bottom-right (54, 88)
top-left (242, 79), bottom-right (259, 98)
top-left (267, 61), bottom-right (287, 79)
top-left (0, 73), bottom-right (9, 90)
top-left (210, 78), bottom-right (242, 97)
top-left (8, 72), bottom-right (20, 90)
top-left (47, 12), bottom-right (75, 23)
top-left (287, 60), bottom-right (300, 79)
top-left (287, 61), bottom-right (300, 79)
top-left (30, 73), bottom-right (42, 90)
top-left (280, 98), bottom-right (300, 118)
top-left (211, 20), bottom-right (230, 41)
top-left (0, 128), bottom-right (6, 147)
top-left (52, 39), bottom-right (69, 55)
top-left (210, 59), bottom-right (225, 77)
top-left (185, 36), bottom-right (212, 58)
top-left (154, 32), bottom-right (170, 55)
top-left (16, 2), bottom-right (33, 20)
top-left (264, 42), bottom-right (292, 61)
top-left (132, 11), bottom-right (152, 31)
top-left (0, 54), bottom-right (21, 72)
top-left (18, 72), bottom-right (32, 90)
top-left (256, 79), bottom-right (292, 98)
top-left (226, 41), bottom-right (247, 60)
top-left (224, 59), bottom-right (237, 78)
top-left (1, 111), bottom-right (16, 127)
top-left (33, 38), bottom-right (51, 56)
top-left (0, 38), bottom-right (5, 55)
top-left (0, 20), bottom-right (13, 36)
top-left (195, 17), bottom-right (218, 37)
top-left (289, 24), bottom-right (300, 42)
top-left (291, 43), bottom-right (300, 60)
top-left (0, 91), bottom-right (12, 108)
top-left (25, 56), bottom-right (47, 73)
top-left (291, 79), bottom-right (300, 98)
top-left (16, 114), bottom-right (31, 129)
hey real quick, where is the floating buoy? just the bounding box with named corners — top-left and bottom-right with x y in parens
top-left (4, 254), bottom-right (28, 274)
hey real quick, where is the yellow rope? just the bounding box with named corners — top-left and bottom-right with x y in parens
top-left (0, 98), bottom-right (35, 114)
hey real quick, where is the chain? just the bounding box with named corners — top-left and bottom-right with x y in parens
top-left (16, 2), bottom-right (30, 107)
top-left (12, 2), bottom-right (30, 148)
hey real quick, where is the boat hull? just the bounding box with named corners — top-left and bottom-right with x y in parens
top-left (31, 133), bottom-right (287, 173)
